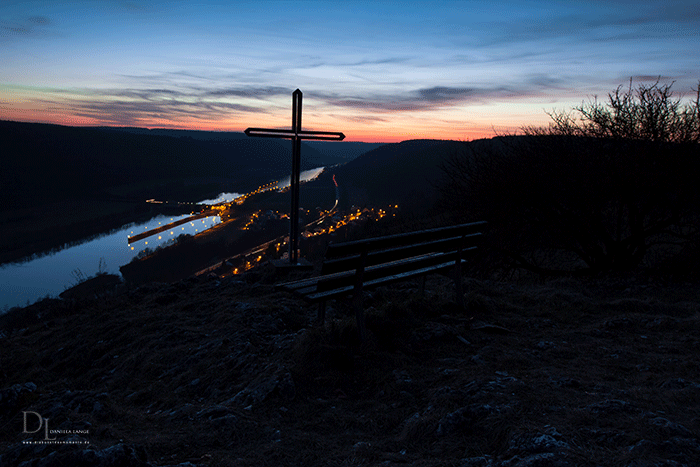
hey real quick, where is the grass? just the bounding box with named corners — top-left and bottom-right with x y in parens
top-left (1, 271), bottom-right (700, 466)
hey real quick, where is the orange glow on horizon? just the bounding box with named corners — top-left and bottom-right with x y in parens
top-left (1, 113), bottom-right (502, 143)
top-left (0, 85), bottom-right (538, 142)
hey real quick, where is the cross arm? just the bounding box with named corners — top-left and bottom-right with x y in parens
top-left (245, 127), bottom-right (345, 141)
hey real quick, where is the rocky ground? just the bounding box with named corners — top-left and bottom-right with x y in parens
top-left (1, 266), bottom-right (700, 466)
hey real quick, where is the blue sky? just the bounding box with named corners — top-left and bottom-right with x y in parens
top-left (1, 0), bottom-right (698, 141)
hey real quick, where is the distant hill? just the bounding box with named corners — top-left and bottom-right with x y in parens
top-left (325, 139), bottom-right (472, 213)
top-left (303, 140), bottom-right (384, 161)
top-left (0, 121), bottom-right (367, 209)
top-left (103, 127), bottom-right (377, 166)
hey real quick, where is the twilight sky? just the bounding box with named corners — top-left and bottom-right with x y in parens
top-left (1, 1), bottom-right (698, 142)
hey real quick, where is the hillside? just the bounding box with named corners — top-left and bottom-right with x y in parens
top-left (0, 120), bottom-right (381, 265)
top-left (307, 138), bottom-right (485, 214)
top-left (0, 120), bottom-right (345, 210)
top-left (1, 269), bottom-right (699, 466)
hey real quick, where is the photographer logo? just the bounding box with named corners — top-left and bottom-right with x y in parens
top-left (22, 411), bottom-right (89, 445)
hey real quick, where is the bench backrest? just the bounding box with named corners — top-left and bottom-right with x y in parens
top-left (321, 221), bottom-right (486, 275)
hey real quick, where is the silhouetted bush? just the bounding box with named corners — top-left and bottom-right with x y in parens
top-left (525, 79), bottom-right (700, 143)
top-left (441, 80), bottom-right (700, 276)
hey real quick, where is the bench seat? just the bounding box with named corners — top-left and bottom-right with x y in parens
top-left (275, 221), bottom-right (486, 339)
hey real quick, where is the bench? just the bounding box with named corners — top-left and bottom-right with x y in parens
top-left (277, 221), bottom-right (486, 340)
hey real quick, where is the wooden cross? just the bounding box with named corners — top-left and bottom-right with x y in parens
top-left (245, 89), bottom-right (345, 264)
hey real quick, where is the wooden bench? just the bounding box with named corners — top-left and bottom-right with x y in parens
top-left (277, 221), bottom-right (486, 340)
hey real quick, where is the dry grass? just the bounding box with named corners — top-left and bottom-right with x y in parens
top-left (2, 272), bottom-right (700, 466)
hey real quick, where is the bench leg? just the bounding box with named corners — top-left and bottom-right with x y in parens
top-left (353, 293), bottom-right (366, 342)
top-left (318, 301), bottom-right (326, 324)
top-left (454, 262), bottom-right (465, 309)
top-left (353, 249), bottom-right (368, 342)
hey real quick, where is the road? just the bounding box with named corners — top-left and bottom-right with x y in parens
top-left (127, 212), bottom-right (213, 244)
top-left (195, 172), bottom-right (342, 276)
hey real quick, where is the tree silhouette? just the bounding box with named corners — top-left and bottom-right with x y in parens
top-left (441, 80), bottom-right (700, 276)
top-left (525, 79), bottom-right (699, 143)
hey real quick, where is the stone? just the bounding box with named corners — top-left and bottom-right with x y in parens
top-left (0, 382), bottom-right (37, 416)
top-left (2, 443), bottom-right (150, 467)
top-left (648, 417), bottom-right (693, 438)
top-left (437, 404), bottom-right (498, 437)
top-left (231, 364), bottom-right (295, 407)
top-left (585, 399), bottom-right (633, 414)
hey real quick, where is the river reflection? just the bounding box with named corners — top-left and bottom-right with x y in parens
top-left (0, 198), bottom-right (231, 311)
top-left (1, 167), bottom-right (326, 311)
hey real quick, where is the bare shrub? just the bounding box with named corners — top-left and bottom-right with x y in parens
top-left (440, 80), bottom-right (700, 276)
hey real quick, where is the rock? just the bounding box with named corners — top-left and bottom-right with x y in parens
top-left (470, 354), bottom-right (486, 364)
top-left (213, 414), bottom-right (239, 429)
top-left (412, 322), bottom-right (455, 342)
top-left (0, 382), bottom-right (37, 416)
top-left (648, 417), bottom-right (693, 438)
top-left (585, 399), bottom-right (633, 414)
top-left (197, 405), bottom-right (233, 420)
top-left (352, 441), bottom-right (373, 456)
top-left (472, 323), bottom-right (513, 334)
top-left (555, 378), bottom-right (581, 389)
top-left (627, 436), bottom-right (700, 464)
top-left (1, 442), bottom-right (150, 467)
top-left (92, 401), bottom-right (105, 416)
top-left (508, 433), bottom-right (569, 454)
top-left (196, 404), bottom-right (239, 429)
top-left (437, 404), bottom-right (500, 437)
top-left (393, 369), bottom-right (412, 384)
top-left (497, 427), bottom-right (570, 467)
top-left (231, 364), bottom-right (295, 407)
top-left (460, 456), bottom-right (495, 467)
top-left (660, 378), bottom-right (700, 390)
top-left (160, 463), bottom-right (204, 467)
top-left (499, 452), bottom-right (563, 466)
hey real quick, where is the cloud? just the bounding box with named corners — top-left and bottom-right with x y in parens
top-left (0, 15), bottom-right (51, 39)
top-left (120, 1), bottom-right (146, 11)
top-left (344, 57), bottom-right (413, 67)
top-left (204, 86), bottom-right (290, 98)
top-left (316, 81), bottom-right (554, 113)
top-left (70, 99), bottom-right (258, 127)
top-left (455, 1), bottom-right (700, 53)
top-left (51, 86), bottom-right (266, 127)
top-left (629, 75), bottom-right (674, 83)
top-left (330, 113), bottom-right (389, 124)
top-left (28, 16), bottom-right (50, 25)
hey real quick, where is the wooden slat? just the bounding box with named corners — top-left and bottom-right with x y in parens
top-left (324, 221), bottom-right (486, 259)
top-left (316, 252), bottom-right (442, 293)
top-left (306, 259), bottom-right (467, 302)
top-left (276, 221), bottom-right (486, 312)
top-left (316, 249), bottom-right (476, 293)
top-left (283, 254), bottom-right (433, 295)
top-left (321, 232), bottom-right (482, 276)
top-left (276, 269), bottom-right (347, 291)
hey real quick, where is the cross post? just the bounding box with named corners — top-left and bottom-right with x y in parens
top-left (245, 89), bottom-right (344, 264)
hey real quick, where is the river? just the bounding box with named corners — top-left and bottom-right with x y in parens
top-left (0, 167), bottom-right (325, 311)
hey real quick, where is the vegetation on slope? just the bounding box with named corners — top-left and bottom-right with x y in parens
top-left (439, 80), bottom-right (700, 276)
top-left (2, 270), bottom-right (699, 466)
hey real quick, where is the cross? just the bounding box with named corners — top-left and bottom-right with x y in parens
top-left (245, 89), bottom-right (345, 264)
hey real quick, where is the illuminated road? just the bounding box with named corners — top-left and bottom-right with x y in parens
top-left (196, 172), bottom-right (349, 276)
top-left (127, 212), bottom-right (212, 244)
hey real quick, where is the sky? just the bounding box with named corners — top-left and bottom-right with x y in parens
top-left (1, 1), bottom-right (698, 142)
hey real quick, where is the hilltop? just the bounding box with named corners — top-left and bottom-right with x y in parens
top-left (1, 265), bottom-right (699, 466)
top-left (2, 128), bottom-right (700, 465)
